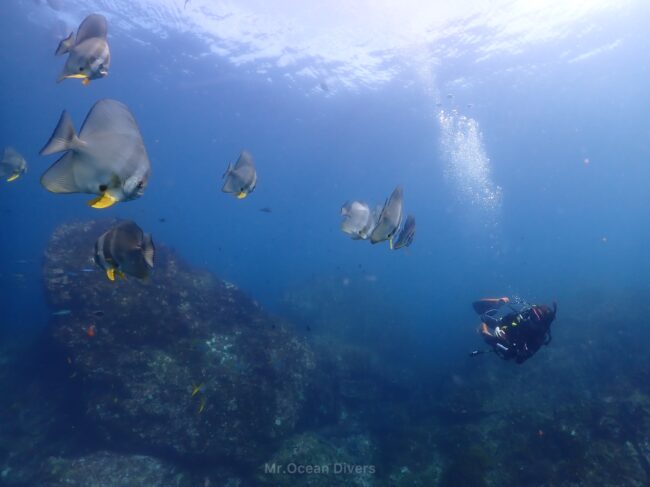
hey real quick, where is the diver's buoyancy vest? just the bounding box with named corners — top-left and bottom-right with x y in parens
top-left (480, 303), bottom-right (531, 328)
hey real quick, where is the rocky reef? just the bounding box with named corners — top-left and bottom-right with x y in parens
top-left (42, 219), bottom-right (325, 468)
top-left (2, 220), bottom-right (650, 486)
top-left (42, 452), bottom-right (191, 487)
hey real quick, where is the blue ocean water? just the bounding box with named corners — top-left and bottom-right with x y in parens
top-left (2, 1), bottom-right (650, 485)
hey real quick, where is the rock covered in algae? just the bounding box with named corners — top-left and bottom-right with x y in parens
top-left (42, 452), bottom-right (190, 487)
top-left (43, 220), bottom-right (321, 465)
top-left (257, 432), bottom-right (377, 486)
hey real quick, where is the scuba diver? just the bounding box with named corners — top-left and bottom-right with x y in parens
top-left (471, 297), bottom-right (557, 364)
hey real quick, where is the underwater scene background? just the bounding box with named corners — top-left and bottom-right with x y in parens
top-left (2, 0), bottom-right (650, 485)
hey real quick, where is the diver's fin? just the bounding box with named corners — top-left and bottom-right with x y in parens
top-left (87, 192), bottom-right (118, 209)
top-left (6, 173), bottom-right (20, 182)
top-left (472, 297), bottom-right (509, 315)
top-left (106, 268), bottom-right (116, 281)
top-left (40, 111), bottom-right (81, 155)
top-left (142, 233), bottom-right (155, 268)
top-left (55, 32), bottom-right (74, 55)
top-left (40, 152), bottom-right (81, 193)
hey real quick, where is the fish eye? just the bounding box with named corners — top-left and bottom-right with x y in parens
top-left (136, 181), bottom-right (144, 190)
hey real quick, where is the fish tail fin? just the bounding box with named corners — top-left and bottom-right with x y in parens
top-left (40, 111), bottom-right (81, 155)
top-left (55, 32), bottom-right (74, 56)
top-left (143, 233), bottom-right (155, 268)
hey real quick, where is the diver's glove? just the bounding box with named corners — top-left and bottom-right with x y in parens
top-left (494, 326), bottom-right (506, 339)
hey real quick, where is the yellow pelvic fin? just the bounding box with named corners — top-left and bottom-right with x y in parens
top-left (198, 396), bottom-right (206, 414)
top-left (191, 383), bottom-right (204, 397)
top-left (389, 238), bottom-right (394, 250)
top-left (106, 268), bottom-right (116, 281)
top-left (117, 270), bottom-right (127, 281)
top-left (64, 74), bottom-right (88, 80)
top-left (87, 192), bottom-right (118, 209)
top-left (82, 78), bottom-right (90, 86)
top-left (237, 192), bottom-right (247, 199)
top-left (6, 173), bottom-right (20, 182)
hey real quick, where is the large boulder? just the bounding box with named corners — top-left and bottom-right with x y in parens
top-left (42, 452), bottom-right (191, 487)
top-left (43, 220), bottom-right (322, 465)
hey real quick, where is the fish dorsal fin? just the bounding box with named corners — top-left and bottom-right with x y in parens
top-left (234, 150), bottom-right (254, 170)
top-left (76, 14), bottom-right (108, 44)
top-left (142, 233), bottom-right (155, 268)
top-left (40, 111), bottom-right (79, 156)
top-left (222, 162), bottom-right (233, 180)
top-left (382, 186), bottom-right (403, 224)
top-left (2, 147), bottom-right (21, 161)
top-left (55, 32), bottom-right (74, 55)
top-left (40, 152), bottom-right (82, 194)
top-left (79, 99), bottom-right (139, 141)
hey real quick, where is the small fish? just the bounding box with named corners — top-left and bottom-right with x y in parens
top-left (56, 14), bottom-right (110, 85)
top-left (94, 221), bottom-right (155, 281)
top-left (222, 150), bottom-right (257, 199)
top-left (52, 309), bottom-right (71, 316)
top-left (93, 310), bottom-right (105, 317)
top-left (86, 324), bottom-right (96, 337)
top-left (0, 147), bottom-right (27, 182)
top-left (40, 99), bottom-right (151, 208)
top-left (81, 268), bottom-right (96, 273)
top-left (259, 207), bottom-right (272, 213)
top-left (159, 218), bottom-right (166, 223)
top-left (370, 186), bottom-right (403, 245)
top-left (391, 214), bottom-right (416, 250)
top-left (340, 201), bottom-right (376, 240)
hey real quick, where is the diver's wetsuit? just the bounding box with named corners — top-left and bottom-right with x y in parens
top-left (474, 298), bottom-right (557, 364)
